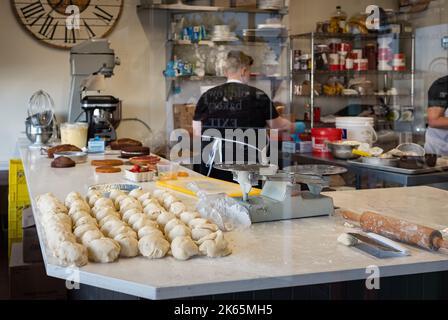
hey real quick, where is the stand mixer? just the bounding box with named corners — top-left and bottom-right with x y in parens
top-left (214, 164), bottom-right (347, 223)
top-left (26, 90), bottom-right (56, 149)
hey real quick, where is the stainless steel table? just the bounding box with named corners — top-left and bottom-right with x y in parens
top-left (282, 153), bottom-right (448, 189)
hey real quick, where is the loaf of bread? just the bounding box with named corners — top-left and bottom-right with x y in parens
top-left (47, 145), bottom-right (82, 158)
top-left (110, 138), bottom-right (142, 150)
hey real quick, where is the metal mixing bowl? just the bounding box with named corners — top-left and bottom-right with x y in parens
top-left (25, 117), bottom-right (53, 144)
top-left (327, 142), bottom-right (361, 160)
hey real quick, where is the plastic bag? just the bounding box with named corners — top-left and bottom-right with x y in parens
top-left (187, 182), bottom-right (252, 231)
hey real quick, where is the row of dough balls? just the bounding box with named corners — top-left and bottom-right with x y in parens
top-left (65, 192), bottom-right (121, 263)
top-left (36, 193), bottom-right (88, 267)
top-left (87, 190), bottom-right (169, 259)
top-left (129, 188), bottom-right (231, 260)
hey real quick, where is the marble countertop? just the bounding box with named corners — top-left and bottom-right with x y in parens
top-left (18, 140), bottom-right (448, 300)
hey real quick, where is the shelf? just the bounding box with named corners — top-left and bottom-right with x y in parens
top-left (138, 3), bottom-right (288, 14)
top-left (290, 32), bottom-right (414, 40)
top-left (169, 39), bottom-right (288, 46)
top-left (292, 70), bottom-right (413, 75)
top-left (166, 75), bottom-right (288, 81)
top-left (294, 94), bottom-right (410, 99)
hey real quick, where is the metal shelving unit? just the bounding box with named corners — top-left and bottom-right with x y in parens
top-left (290, 32), bottom-right (416, 130)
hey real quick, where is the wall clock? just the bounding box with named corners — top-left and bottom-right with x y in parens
top-left (12, 0), bottom-right (123, 49)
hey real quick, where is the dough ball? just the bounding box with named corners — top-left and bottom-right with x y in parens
top-left (162, 194), bottom-right (177, 210)
top-left (65, 192), bottom-right (83, 208)
top-left (132, 216), bottom-right (155, 231)
top-left (188, 218), bottom-right (209, 229)
top-left (70, 210), bottom-right (91, 222)
top-left (74, 215), bottom-right (98, 228)
top-left (197, 231), bottom-right (231, 258)
top-left (108, 225), bottom-right (135, 239)
top-left (142, 198), bottom-right (159, 208)
top-left (118, 196), bottom-right (139, 209)
top-left (100, 220), bottom-right (125, 235)
top-left (170, 236), bottom-right (199, 261)
top-left (88, 195), bottom-right (101, 208)
top-left (164, 219), bottom-right (185, 234)
top-left (80, 229), bottom-right (103, 246)
top-left (68, 200), bottom-right (90, 215)
top-left (152, 189), bottom-right (169, 201)
top-left (179, 211), bottom-right (200, 225)
top-left (337, 233), bottom-right (358, 247)
top-left (138, 235), bottom-right (170, 259)
top-left (74, 223), bottom-right (99, 240)
top-left (157, 212), bottom-right (176, 227)
top-left (91, 204), bottom-right (114, 216)
top-left (43, 213), bottom-right (72, 230)
top-left (114, 234), bottom-right (139, 258)
top-left (93, 198), bottom-right (114, 209)
top-left (109, 190), bottom-right (126, 201)
top-left (168, 225), bottom-right (191, 242)
top-left (44, 220), bottom-right (71, 235)
top-left (47, 229), bottom-right (77, 250)
top-left (54, 241), bottom-right (88, 267)
top-left (86, 190), bottom-right (102, 201)
top-left (138, 192), bottom-right (153, 203)
top-left (144, 203), bottom-right (164, 216)
top-left (192, 228), bottom-right (215, 242)
top-left (169, 202), bottom-right (187, 216)
top-left (121, 202), bottom-right (143, 214)
top-left (114, 194), bottom-right (128, 209)
top-left (138, 226), bottom-right (164, 240)
top-left (98, 214), bottom-right (121, 228)
top-left (87, 238), bottom-right (121, 263)
top-left (95, 207), bottom-right (120, 221)
top-left (36, 193), bottom-right (68, 215)
top-left (129, 189), bottom-right (145, 199)
top-left (122, 208), bottom-right (143, 223)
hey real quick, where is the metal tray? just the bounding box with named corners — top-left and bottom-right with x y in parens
top-left (88, 183), bottom-right (142, 197)
top-left (348, 159), bottom-right (448, 175)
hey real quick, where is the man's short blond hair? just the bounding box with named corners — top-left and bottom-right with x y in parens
top-left (224, 50), bottom-right (254, 74)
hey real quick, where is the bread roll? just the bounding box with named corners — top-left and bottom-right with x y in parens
top-left (74, 223), bottom-right (98, 240)
top-left (129, 189), bottom-right (146, 199)
top-left (167, 225), bottom-right (191, 242)
top-left (171, 236), bottom-right (199, 261)
top-left (169, 202), bottom-right (187, 216)
top-left (65, 192), bottom-right (83, 208)
top-left (157, 212), bottom-right (176, 227)
top-left (80, 230), bottom-right (103, 246)
top-left (197, 231), bottom-right (231, 258)
top-left (54, 241), bottom-right (88, 267)
top-left (179, 211), bottom-right (201, 224)
top-left (114, 234), bottom-right (139, 258)
top-left (74, 215), bottom-right (98, 228)
top-left (138, 235), bottom-right (170, 259)
top-left (138, 226), bottom-right (164, 239)
top-left (87, 238), bottom-right (120, 263)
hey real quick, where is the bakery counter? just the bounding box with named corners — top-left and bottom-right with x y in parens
top-left (18, 140), bottom-right (448, 300)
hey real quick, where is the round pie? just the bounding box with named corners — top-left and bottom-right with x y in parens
top-left (95, 166), bottom-right (122, 174)
top-left (91, 160), bottom-right (124, 167)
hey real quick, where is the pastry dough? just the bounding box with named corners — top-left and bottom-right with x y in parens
top-left (164, 219), bottom-right (185, 234)
top-left (122, 208), bottom-right (143, 223)
top-left (95, 208), bottom-right (120, 221)
top-left (188, 218), bottom-right (209, 229)
top-left (170, 236), bottom-right (199, 261)
top-left (197, 231), bottom-right (231, 258)
top-left (114, 234), bottom-right (139, 258)
top-left (138, 226), bottom-right (164, 239)
top-left (142, 198), bottom-right (159, 208)
top-left (192, 228), bottom-right (215, 242)
top-left (132, 216), bottom-right (156, 231)
top-left (43, 213), bottom-right (73, 230)
top-left (68, 200), bottom-right (91, 215)
top-left (54, 241), bottom-right (88, 267)
top-left (169, 202), bottom-right (187, 216)
top-left (88, 194), bottom-right (101, 207)
top-left (47, 229), bottom-right (77, 250)
top-left (152, 189), bottom-right (169, 201)
top-left (93, 198), bottom-right (114, 209)
top-left (157, 212), bottom-right (176, 227)
top-left (100, 220), bottom-right (125, 235)
top-left (36, 193), bottom-right (68, 215)
top-left (80, 229), bottom-right (103, 246)
top-left (138, 235), bottom-right (170, 259)
top-left (162, 194), bottom-right (177, 210)
top-left (108, 225), bottom-right (135, 239)
top-left (98, 215), bottom-right (121, 228)
top-left (143, 203), bottom-right (165, 215)
top-left (65, 192), bottom-right (83, 208)
top-left (138, 192), bottom-right (153, 203)
top-left (129, 189), bottom-right (145, 199)
top-left (114, 194), bottom-right (128, 209)
top-left (109, 190), bottom-right (126, 201)
top-left (167, 225), bottom-right (191, 242)
top-left (86, 190), bottom-right (102, 201)
top-left (74, 223), bottom-right (98, 240)
top-left (179, 212), bottom-right (201, 224)
top-left (87, 238), bottom-right (121, 263)
top-left (74, 215), bottom-right (98, 228)
top-left (128, 213), bottom-right (146, 227)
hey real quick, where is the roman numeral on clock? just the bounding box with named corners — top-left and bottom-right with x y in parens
top-left (94, 5), bottom-right (114, 25)
top-left (21, 1), bottom-right (45, 21)
top-left (65, 27), bottom-right (76, 44)
top-left (39, 15), bottom-right (58, 40)
top-left (83, 19), bottom-right (96, 38)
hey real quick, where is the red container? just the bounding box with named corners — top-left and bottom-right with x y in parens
top-left (311, 128), bottom-right (343, 154)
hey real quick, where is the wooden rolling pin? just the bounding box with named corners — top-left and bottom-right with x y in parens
top-left (340, 210), bottom-right (448, 251)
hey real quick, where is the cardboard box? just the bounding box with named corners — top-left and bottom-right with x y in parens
top-left (9, 243), bottom-right (67, 300)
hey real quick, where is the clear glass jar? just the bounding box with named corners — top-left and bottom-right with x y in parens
top-left (60, 122), bottom-right (88, 149)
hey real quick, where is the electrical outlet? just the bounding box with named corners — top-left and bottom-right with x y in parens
top-left (442, 36), bottom-right (448, 49)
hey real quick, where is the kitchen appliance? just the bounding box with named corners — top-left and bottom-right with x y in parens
top-left (26, 90), bottom-right (56, 149)
top-left (213, 163), bottom-right (347, 223)
top-left (68, 39), bottom-right (121, 143)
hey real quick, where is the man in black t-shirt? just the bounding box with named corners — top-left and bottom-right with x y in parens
top-left (425, 76), bottom-right (448, 155)
top-left (192, 51), bottom-right (305, 180)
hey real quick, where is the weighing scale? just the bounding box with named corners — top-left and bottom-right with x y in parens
top-left (213, 164), bottom-right (347, 223)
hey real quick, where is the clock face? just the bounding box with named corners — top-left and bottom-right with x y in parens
top-left (12, 0), bottom-right (123, 49)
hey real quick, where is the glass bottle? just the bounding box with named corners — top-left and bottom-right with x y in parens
top-left (330, 6), bottom-right (347, 33)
